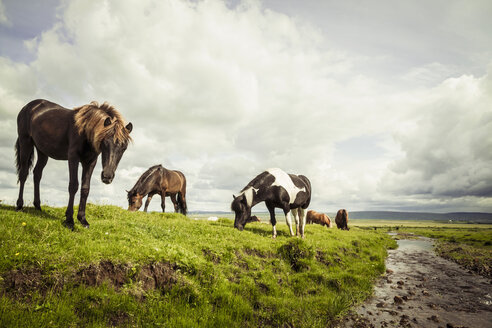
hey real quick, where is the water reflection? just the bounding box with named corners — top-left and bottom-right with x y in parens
top-left (396, 238), bottom-right (434, 252)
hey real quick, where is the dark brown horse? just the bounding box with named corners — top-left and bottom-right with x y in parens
top-left (15, 99), bottom-right (132, 229)
top-left (127, 164), bottom-right (187, 215)
top-left (335, 209), bottom-right (349, 230)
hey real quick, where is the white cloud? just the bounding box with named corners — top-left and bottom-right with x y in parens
top-left (0, 0), bottom-right (491, 213)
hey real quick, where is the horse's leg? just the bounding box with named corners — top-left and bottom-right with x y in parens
top-left (15, 137), bottom-right (34, 211)
top-left (160, 189), bottom-right (167, 213)
top-left (267, 203), bottom-right (277, 239)
top-left (33, 150), bottom-right (48, 211)
top-left (179, 191), bottom-right (187, 215)
top-left (76, 159), bottom-right (97, 228)
top-left (291, 208), bottom-right (300, 236)
top-left (170, 194), bottom-right (178, 213)
top-left (63, 158), bottom-right (79, 230)
top-left (284, 208), bottom-right (295, 236)
top-left (298, 207), bottom-right (307, 238)
top-left (144, 193), bottom-right (154, 212)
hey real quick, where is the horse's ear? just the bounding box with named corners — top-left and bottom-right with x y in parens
top-left (126, 122), bottom-right (133, 133)
top-left (232, 194), bottom-right (236, 200)
top-left (104, 117), bottom-right (111, 127)
top-left (125, 190), bottom-right (129, 193)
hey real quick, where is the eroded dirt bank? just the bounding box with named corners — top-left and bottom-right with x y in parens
top-left (340, 236), bottom-right (492, 328)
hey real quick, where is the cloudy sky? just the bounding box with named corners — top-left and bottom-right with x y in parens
top-left (0, 0), bottom-right (491, 213)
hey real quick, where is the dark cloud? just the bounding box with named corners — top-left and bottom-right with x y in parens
top-left (381, 71), bottom-right (492, 205)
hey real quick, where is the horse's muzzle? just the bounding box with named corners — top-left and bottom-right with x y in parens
top-left (101, 171), bottom-right (114, 184)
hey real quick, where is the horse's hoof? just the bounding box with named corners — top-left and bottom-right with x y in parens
top-left (62, 220), bottom-right (75, 230)
top-left (78, 218), bottom-right (90, 228)
top-left (15, 206), bottom-right (23, 212)
top-left (272, 235), bottom-right (277, 239)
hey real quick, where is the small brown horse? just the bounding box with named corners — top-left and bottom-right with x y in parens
top-left (127, 165), bottom-right (187, 215)
top-left (335, 209), bottom-right (349, 230)
top-left (306, 210), bottom-right (332, 228)
top-left (15, 99), bottom-right (132, 229)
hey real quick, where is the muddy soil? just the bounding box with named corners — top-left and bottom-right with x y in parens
top-left (2, 261), bottom-right (178, 300)
top-left (340, 235), bottom-right (492, 328)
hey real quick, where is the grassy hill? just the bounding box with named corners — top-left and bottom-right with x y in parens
top-left (0, 204), bottom-right (396, 327)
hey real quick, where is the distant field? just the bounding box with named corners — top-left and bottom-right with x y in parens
top-left (190, 210), bottom-right (492, 224)
top-left (351, 219), bottom-right (492, 229)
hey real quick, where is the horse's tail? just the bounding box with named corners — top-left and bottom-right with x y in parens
top-left (177, 192), bottom-right (187, 216)
top-left (15, 139), bottom-right (20, 179)
top-left (15, 138), bottom-right (34, 182)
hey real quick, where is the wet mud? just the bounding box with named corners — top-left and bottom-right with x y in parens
top-left (341, 235), bottom-right (492, 328)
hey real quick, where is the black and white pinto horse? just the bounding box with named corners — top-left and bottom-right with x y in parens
top-left (231, 168), bottom-right (311, 238)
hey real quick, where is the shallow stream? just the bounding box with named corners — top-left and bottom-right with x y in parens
top-left (341, 233), bottom-right (492, 327)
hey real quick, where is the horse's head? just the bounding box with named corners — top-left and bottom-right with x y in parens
top-left (74, 102), bottom-right (133, 184)
top-left (231, 194), bottom-right (251, 231)
top-left (127, 191), bottom-right (143, 211)
top-left (325, 215), bottom-right (332, 228)
top-left (100, 118), bottom-right (133, 184)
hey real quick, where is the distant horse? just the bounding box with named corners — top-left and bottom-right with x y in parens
top-left (15, 99), bottom-right (132, 229)
top-left (231, 168), bottom-right (311, 238)
top-left (335, 209), bottom-right (349, 230)
top-left (306, 210), bottom-right (332, 228)
top-left (247, 215), bottom-right (261, 223)
top-left (127, 164), bottom-right (187, 215)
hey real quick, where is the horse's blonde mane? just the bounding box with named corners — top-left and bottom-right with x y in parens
top-left (73, 101), bottom-right (132, 152)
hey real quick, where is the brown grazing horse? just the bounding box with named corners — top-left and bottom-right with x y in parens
top-left (335, 209), bottom-right (349, 230)
top-left (15, 99), bottom-right (132, 229)
top-left (127, 164), bottom-right (187, 215)
top-left (306, 210), bottom-right (332, 227)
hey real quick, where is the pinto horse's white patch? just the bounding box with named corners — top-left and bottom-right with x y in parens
top-left (267, 168), bottom-right (305, 204)
top-left (240, 186), bottom-right (258, 207)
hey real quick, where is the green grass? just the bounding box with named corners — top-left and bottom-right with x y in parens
top-left (0, 204), bottom-right (396, 327)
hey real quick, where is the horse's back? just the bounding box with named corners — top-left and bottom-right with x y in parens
top-left (17, 99), bottom-right (73, 159)
top-left (18, 99), bottom-right (70, 125)
top-left (159, 168), bottom-right (186, 192)
top-left (250, 170), bottom-right (311, 209)
top-left (19, 99), bottom-right (65, 116)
